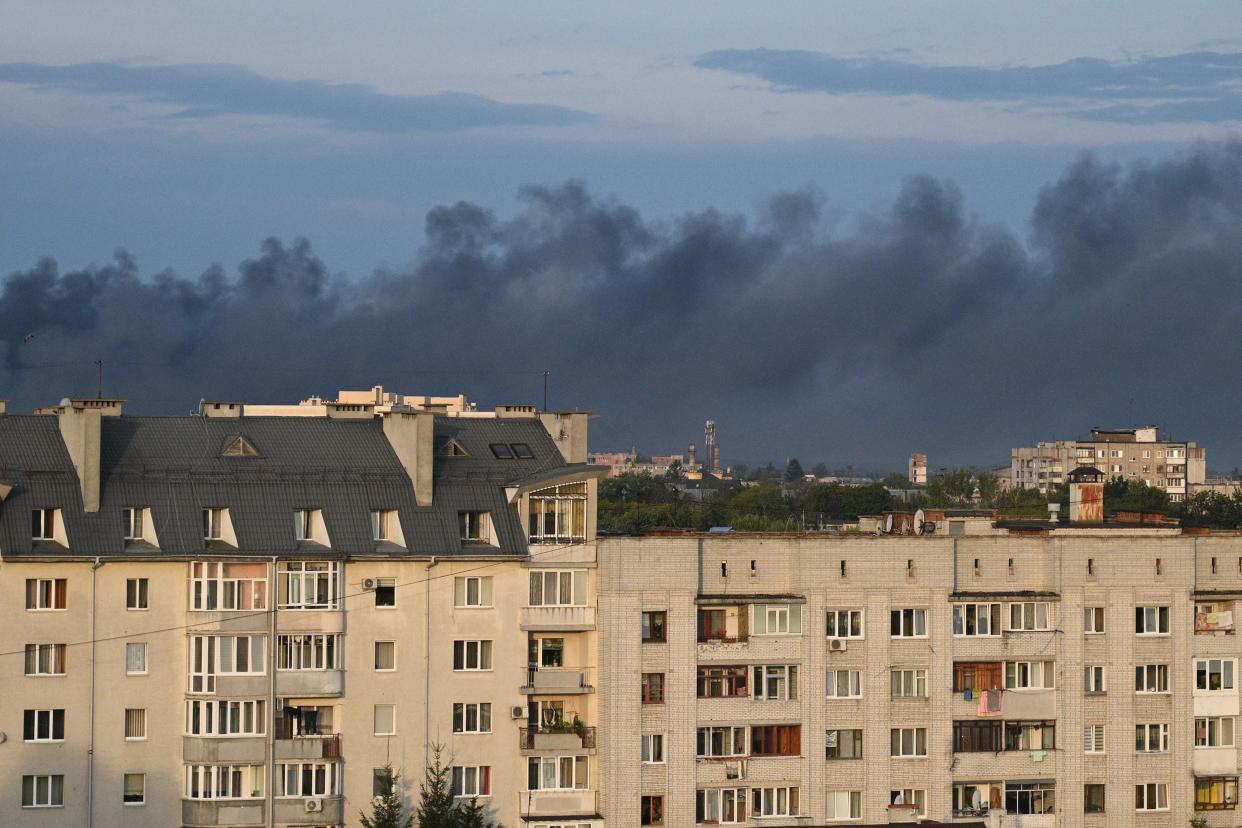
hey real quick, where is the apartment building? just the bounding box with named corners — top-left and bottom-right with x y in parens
top-left (1010, 427), bottom-right (1206, 500)
top-left (599, 523), bottom-right (1242, 827)
top-left (0, 397), bottom-right (604, 828)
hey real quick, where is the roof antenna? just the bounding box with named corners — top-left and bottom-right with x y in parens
top-left (96, 360), bottom-right (103, 399)
top-left (543, 370), bottom-right (549, 412)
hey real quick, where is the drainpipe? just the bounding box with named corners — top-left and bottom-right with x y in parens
top-left (88, 557), bottom-right (103, 828)
top-left (267, 556), bottom-right (277, 828)
top-left (425, 556), bottom-right (437, 767)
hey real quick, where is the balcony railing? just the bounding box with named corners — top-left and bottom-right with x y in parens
top-left (273, 721), bottom-right (342, 760)
top-left (519, 725), bottom-right (596, 751)
top-left (521, 667), bottom-right (594, 694)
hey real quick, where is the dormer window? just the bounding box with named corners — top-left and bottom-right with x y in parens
top-left (372, 510), bottom-right (392, 542)
top-left (123, 508), bottom-right (144, 542)
top-left (440, 439), bottom-right (469, 457)
top-left (222, 435), bottom-right (259, 457)
top-left (203, 508), bottom-right (225, 542)
top-left (459, 512), bottom-right (491, 543)
top-left (32, 509), bottom-right (57, 541)
top-left (294, 510), bottom-right (312, 541)
top-left (489, 443), bottom-right (514, 459)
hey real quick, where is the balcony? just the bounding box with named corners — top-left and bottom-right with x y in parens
top-left (521, 667), bottom-right (594, 695)
top-left (521, 605), bottom-right (596, 631)
top-left (275, 669), bottom-right (344, 697)
top-left (181, 799), bottom-right (264, 827)
top-left (515, 789), bottom-right (598, 819)
top-left (273, 733), bottom-right (342, 761)
top-left (519, 725), bottom-right (596, 754)
top-left (182, 735), bottom-right (266, 764)
top-left (273, 795), bottom-right (344, 824)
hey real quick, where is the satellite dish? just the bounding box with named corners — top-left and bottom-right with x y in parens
top-left (914, 509), bottom-right (925, 535)
top-left (884, 514), bottom-right (894, 534)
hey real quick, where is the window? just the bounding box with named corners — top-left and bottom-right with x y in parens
top-left (490, 443), bottom-right (514, 459)
top-left (1006, 781), bottom-right (1055, 815)
top-left (459, 511), bottom-right (491, 543)
top-left (889, 789), bottom-right (925, 816)
top-left (278, 561), bottom-right (341, 609)
top-left (126, 642), bottom-right (148, 675)
top-left (1196, 717), bottom-right (1235, 748)
top-left (1136, 783), bottom-right (1168, 811)
top-left (185, 699), bottom-right (267, 736)
top-left (451, 766), bottom-right (491, 798)
top-left (31, 508), bottom-right (57, 541)
top-left (642, 611), bottom-right (667, 643)
top-left (1005, 660), bottom-right (1054, 689)
top-left (277, 633), bottom-right (340, 671)
top-left (21, 775), bottom-right (64, 808)
top-left (125, 708), bottom-right (146, 740)
top-left (185, 764), bottom-right (265, 799)
top-left (697, 788), bottom-right (747, 824)
top-left (1008, 602), bottom-right (1051, 631)
top-left (754, 665), bottom-right (798, 700)
top-left (642, 672), bottom-right (665, 703)
top-left (527, 756), bottom-right (588, 790)
top-left (890, 727), bottom-right (927, 757)
top-left (529, 569), bottom-right (588, 607)
top-left (191, 635), bottom-right (265, 681)
top-left (1135, 606), bottom-right (1170, 635)
top-left (452, 703), bottom-right (491, 734)
top-left (641, 795), bottom-right (664, 826)
top-left (953, 784), bottom-right (998, 817)
top-left (890, 608), bottom-right (926, 637)
top-left (1196, 658), bottom-right (1237, 691)
top-left (292, 508), bottom-right (314, 541)
top-left (954, 661), bottom-right (1002, 692)
top-left (191, 561), bottom-right (267, 611)
top-left (374, 577), bottom-right (395, 607)
top-left (752, 786), bottom-right (798, 817)
top-left (891, 668), bottom-right (927, 698)
top-left (1196, 601), bottom-right (1235, 632)
top-left (825, 790), bottom-right (862, 821)
top-left (953, 720), bottom-right (1001, 752)
top-left (528, 483), bottom-right (587, 543)
top-left (1135, 723), bottom-right (1169, 752)
top-left (825, 729), bottom-right (863, 759)
top-left (454, 576), bottom-right (493, 608)
top-left (1084, 665), bottom-right (1106, 693)
top-left (824, 669), bottom-right (861, 699)
top-left (275, 762), bottom-right (339, 797)
top-left (751, 724), bottom-right (801, 756)
top-left (25, 578), bottom-right (67, 610)
top-left (1006, 720), bottom-right (1056, 750)
top-left (1084, 606), bottom-right (1105, 633)
top-left (24, 643), bottom-right (66, 675)
top-left (278, 705), bottom-right (333, 737)
top-left (538, 637), bottom-right (564, 668)
top-left (374, 641), bottom-right (396, 671)
top-left (953, 603), bottom-right (1001, 636)
top-left (123, 773), bottom-right (145, 805)
top-left (700, 665), bottom-right (745, 695)
top-left (1084, 783), bottom-right (1106, 813)
top-left (373, 704), bottom-right (396, 736)
top-left (123, 507), bottom-right (144, 541)
top-left (641, 734), bottom-right (664, 764)
top-left (1135, 664), bottom-right (1169, 693)
top-left (202, 507), bottom-right (224, 541)
top-left (453, 640), bottom-right (493, 671)
top-left (126, 578), bottom-right (148, 610)
top-left (371, 509), bottom-right (395, 541)
top-left (23, 709), bottom-right (65, 742)
top-left (373, 768), bottom-right (395, 797)
top-left (1083, 724), bottom-right (1106, 753)
top-left (752, 603), bottom-right (801, 635)
top-left (826, 609), bottom-right (864, 638)
top-left (511, 442), bottom-right (534, 459)
top-left (1195, 777), bottom-right (1239, 811)
top-left (697, 726), bottom-right (747, 757)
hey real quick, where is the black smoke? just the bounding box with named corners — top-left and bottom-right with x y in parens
top-left (4, 142), bottom-right (1242, 468)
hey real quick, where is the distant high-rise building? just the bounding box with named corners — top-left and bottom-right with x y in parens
top-left (908, 452), bottom-right (928, 486)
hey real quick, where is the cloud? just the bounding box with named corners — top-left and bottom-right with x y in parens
top-left (0, 62), bottom-right (591, 132)
top-left (694, 49), bottom-right (1242, 123)
top-left (4, 143), bottom-right (1242, 466)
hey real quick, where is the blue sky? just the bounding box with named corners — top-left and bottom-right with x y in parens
top-left (4, 2), bottom-right (1242, 467)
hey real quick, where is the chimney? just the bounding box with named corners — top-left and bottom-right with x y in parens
top-left (324, 402), bottom-right (374, 420)
top-left (58, 399), bottom-right (103, 513)
top-left (0, 400), bottom-right (6, 415)
top-left (382, 410), bottom-right (435, 506)
top-left (539, 411), bottom-right (590, 464)
top-left (199, 400), bottom-right (243, 418)
top-left (1068, 466), bottom-right (1104, 522)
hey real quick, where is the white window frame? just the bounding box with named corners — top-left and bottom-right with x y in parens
top-left (890, 788), bottom-right (926, 816)
top-left (459, 511), bottom-right (492, 543)
top-left (528, 570), bottom-right (588, 607)
top-left (641, 734), bottom-right (665, 764)
top-left (276, 633), bottom-right (340, 671)
top-left (754, 664), bottom-right (799, 700)
top-left (1084, 665), bottom-right (1107, 693)
top-left (31, 508), bottom-right (57, 541)
top-left (890, 727), bottom-right (928, 757)
top-left (696, 726), bottom-right (747, 758)
top-left (528, 483), bottom-right (588, 544)
top-left (1084, 606), bottom-right (1105, 634)
top-left (185, 699), bottom-right (267, 737)
top-left (697, 787), bottom-right (747, 824)
top-left (123, 507), bottom-right (145, 541)
top-left (527, 755), bottom-right (589, 790)
top-left (454, 576), bottom-right (493, 608)
top-left (825, 790), bottom-right (862, 821)
top-left (751, 785), bottom-right (799, 817)
top-left (275, 761), bottom-right (339, 797)
top-left (190, 561), bottom-right (267, 612)
top-left (1005, 660), bottom-right (1054, 690)
top-left (1135, 664), bottom-right (1170, 694)
top-left (1008, 602), bottom-right (1051, 632)
top-left (1195, 716), bottom-right (1235, 748)
top-left (125, 708), bottom-right (147, 740)
top-left (26, 578), bottom-right (66, 611)
top-left (1135, 605), bottom-right (1170, 636)
top-left (21, 774), bottom-right (64, 808)
top-left (890, 608), bottom-right (927, 638)
top-left (825, 609), bottom-right (864, 639)
top-left (25, 643), bottom-right (66, 676)
top-left (1135, 782), bottom-right (1168, 811)
top-left (891, 668), bottom-right (927, 698)
top-left (277, 561), bottom-right (341, 610)
top-left (374, 640), bottom-right (396, 672)
top-left (184, 764), bottom-right (265, 800)
top-left (23, 709), bottom-right (65, 742)
top-left (125, 642), bottom-right (148, 676)
top-left (1195, 658), bottom-right (1237, 693)
top-left (752, 603), bottom-right (802, 636)
top-left (126, 577), bottom-right (149, 610)
top-left (453, 639), bottom-right (493, 671)
top-left (202, 507), bottom-right (225, 541)
top-left (123, 772), bottom-right (146, 806)
top-left (825, 669), bottom-right (862, 699)
top-left (373, 704), bottom-right (396, 736)
top-left (953, 602), bottom-right (1001, 637)
top-left (1083, 724), bottom-right (1106, 753)
top-left (453, 702), bottom-right (492, 734)
top-left (1135, 723), bottom-right (1169, 752)
top-left (452, 765), bottom-right (491, 798)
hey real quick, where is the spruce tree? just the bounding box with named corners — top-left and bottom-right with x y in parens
top-left (415, 746), bottom-right (457, 828)
top-left (360, 763), bottom-right (413, 828)
top-left (453, 794), bottom-right (503, 828)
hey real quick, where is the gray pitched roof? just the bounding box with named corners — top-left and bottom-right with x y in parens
top-left (0, 413), bottom-right (577, 560)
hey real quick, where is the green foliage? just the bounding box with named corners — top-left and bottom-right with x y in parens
top-left (600, 472), bottom-right (679, 504)
top-left (414, 747), bottom-right (455, 828)
top-left (880, 472), bottom-right (910, 489)
top-left (1176, 490), bottom-right (1242, 529)
top-left (797, 483), bottom-right (896, 520)
top-left (1103, 478), bottom-right (1171, 516)
top-left (454, 796), bottom-right (503, 828)
top-left (729, 483), bottom-right (790, 525)
top-left (783, 458), bottom-right (805, 483)
top-left (361, 764), bottom-right (413, 828)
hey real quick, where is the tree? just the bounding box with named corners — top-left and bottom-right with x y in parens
top-left (812, 462), bottom-right (829, 478)
top-left (454, 795), bottom-right (503, 828)
top-left (784, 458), bottom-right (805, 483)
top-left (361, 763), bottom-right (414, 828)
top-left (880, 472), bottom-right (910, 489)
top-left (414, 746), bottom-right (455, 828)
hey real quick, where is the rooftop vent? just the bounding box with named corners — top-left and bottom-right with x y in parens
top-left (199, 400), bottom-right (243, 418)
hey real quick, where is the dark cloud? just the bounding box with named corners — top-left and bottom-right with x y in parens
top-left (5, 143), bottom-right (1242, 468)
top-left (694, 49), bottom-right (1242, 123)
top-left (0, 62), bottom-right (591, 132)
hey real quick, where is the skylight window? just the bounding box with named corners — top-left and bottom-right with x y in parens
top-left (489, 443), bottom-right (514, 459)
top-left (511, 443), bottom-right (534, 459)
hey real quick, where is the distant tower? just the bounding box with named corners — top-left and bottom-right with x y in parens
top-left (687, 443), bottom-right (697, 468)
top-left (908, 453), bottom-right (928, 486)
top-left (705, 420), bottom-right (721, 472)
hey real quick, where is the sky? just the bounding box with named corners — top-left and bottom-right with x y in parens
top-left (3, 1), bottom-right (1242, 469)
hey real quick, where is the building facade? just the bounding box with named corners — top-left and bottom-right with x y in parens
top-left (0, 397), bottom-right (604, 828)
top-left (1010, 428), bottom-right (1206, 500)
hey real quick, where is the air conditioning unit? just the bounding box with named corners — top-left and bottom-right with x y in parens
top-left (829, 638), bottom-right (848, 653)
top-left (361, 578), bottom-right (377, 590)
top-left (511, 705), bottom-right (527, 719)
top-left (305, 798), bottom-right (323, 812)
